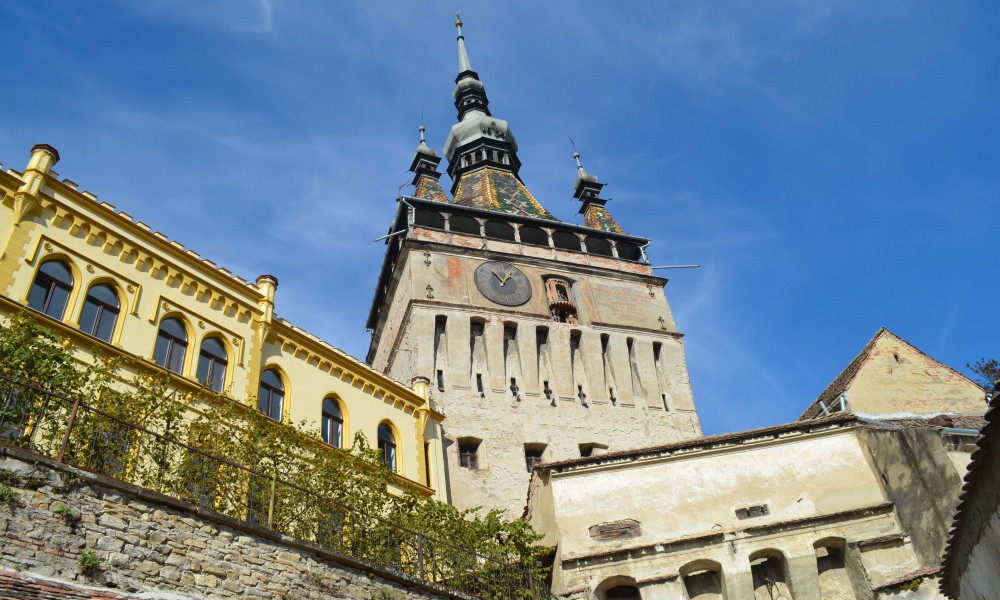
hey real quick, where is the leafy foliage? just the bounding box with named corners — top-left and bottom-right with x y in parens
top-left (967, 358), bottom-right (1000, 391)
top-left (0, 310), bottom-right (551, 598)
top-left (78, 549), bottom-right (101, 576)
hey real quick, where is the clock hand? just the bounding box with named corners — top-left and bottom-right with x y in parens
top-left (501, 270), bottom-right (512, 285)
top-left (491, 269), bottom-right (505, 284)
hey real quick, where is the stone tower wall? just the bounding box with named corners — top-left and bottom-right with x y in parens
top-left (369, 223), bottom-right (702, 515)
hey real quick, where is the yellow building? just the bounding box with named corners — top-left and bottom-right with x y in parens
top-left (0, 143), bottom-right (445, 497)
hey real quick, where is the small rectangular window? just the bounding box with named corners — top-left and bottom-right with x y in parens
top-left (524, 445), bottom-right (545, 471)
top-left (437, 369), bottom-right (445, 392)
top-left (661, 393), bottom-right (669, 411)
top-left (459, 441), bottom-right (480, 469)
top-left (476, 373), bottom-right (484, 396)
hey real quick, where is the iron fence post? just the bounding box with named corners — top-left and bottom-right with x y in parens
top-left (56, 392), bottom-right (82, 463)
top-left (267, 465), bottom-right (277, 529)
top-left (417, 533), bottom-right (426, 580)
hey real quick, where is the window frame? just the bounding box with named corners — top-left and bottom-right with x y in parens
top-left (78, 283), bottom-right (120, 342)
top-left (258, 368), bottom-right (285, 422)
top-left (321, 397), bottom-right (344, 448)
top-left (196, 336), bottom-right (228, 392)
top-left (154, 317), bottom-right (189, 374)
top-left (458, 440), bottom-right (480, 469)
top-left (377, 422), bottom-right (397, 472)
top-left (27, 260), bottom-right (74, 320)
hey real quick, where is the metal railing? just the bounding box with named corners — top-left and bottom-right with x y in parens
top-left (0, 374), bottom-right (549, 600)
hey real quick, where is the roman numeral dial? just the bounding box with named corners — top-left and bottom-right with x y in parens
top-left (474, 261), bottom-right (532, 306)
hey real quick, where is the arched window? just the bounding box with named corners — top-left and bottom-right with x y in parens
top-left (414, 209), bottom-right (445, 230)
top-left (616, 241), bottom-right (643, 261)
top-left (518, 226), bottom-right (548, 246)
top-left (484, 220), bottom-right (516, 241)
top-left (448, 215), bottom-right (481, 236)
top-left (551, 230), bottom-right (581, 251)
top-left (605, 586), bottom-right (641, 600)
top-left (27, 260), bottom-right (73, 319)
top-left (153, 318), bottom-right (187, 374)
top-left (585, 236), bottom-right (615, 257)
top-left (79, 284), bottom-right (119, 342)
top-left (322, 397), bottom-right (344, 447)
top-left (196, 337), bottom-right (228, 392)
top-left (258, 369), bottom-right (284, 421)
top-left (544, 277), bottom-right (578, 324)
top-left (378, 423), bottom-right (397, 472)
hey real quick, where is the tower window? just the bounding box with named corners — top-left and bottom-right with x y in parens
top-left (476, 373), bottom-right (484, 396)
top-left (449, 214), bottom-right (481, 236)
top-left (551, 230), bottom-right (581, 252)
top-left (585, 236), bottom-right (615, 257)
top-left (616, 241), bottom-right (643, 261)
top-left (484, 220), bottom-right (516, 241)
top-left (458, 438), bottom-right (481, 469)
top-left (524, 444), bottom-right (546, 471)
top-left (437, 369), bottom-right (445, 392)
top-left (544, 277), bottom-right (578, 324)
top-left (518, 226), bottom-right (548, 246)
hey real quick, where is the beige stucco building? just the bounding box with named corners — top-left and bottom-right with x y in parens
top-left (0, 143), bottom-right (446, 496)
top-left (940, 384), bottom-right (1000, 600)
top-left (526, 328), bottom-right (986, 600)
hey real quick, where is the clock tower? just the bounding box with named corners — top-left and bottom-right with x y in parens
top-left (366, 17), bottom-right (702, 515)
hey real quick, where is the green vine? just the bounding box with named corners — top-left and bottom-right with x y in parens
top-left (0, 310), bottom-right (551, 596)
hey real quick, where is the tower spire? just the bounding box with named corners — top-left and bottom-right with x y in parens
top-left (442, 16), bottom-right (556, 220)
top-left (456, 12), bottom-right (472, 74)
top-left (572, 149), bottom-right (624, 234)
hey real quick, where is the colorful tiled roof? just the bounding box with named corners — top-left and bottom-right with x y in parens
top-left (413, 175), bottom-right (450, 203)
top-left (452, 168), bottom-right (557, 220)
top-left (584, 204), bottom-right (624, 234)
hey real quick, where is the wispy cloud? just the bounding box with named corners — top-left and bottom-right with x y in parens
top-left (121, 0), bottom-right (275, 33)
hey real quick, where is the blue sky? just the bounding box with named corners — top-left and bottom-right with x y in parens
top-left (2, 1), bottom-right (997, 435)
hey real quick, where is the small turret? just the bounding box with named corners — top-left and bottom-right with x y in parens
top-left (572, 151), bottom-right (624, 234)
top-left (408, 125), bottom-right (449, 202)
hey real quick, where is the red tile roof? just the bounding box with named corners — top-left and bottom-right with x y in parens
top-left (0, 570), bottom-right (140, 600)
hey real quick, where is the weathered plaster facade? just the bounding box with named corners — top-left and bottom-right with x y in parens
top-left (366, 201), bottom-right (701, 515)
top-left (527, 417), bottom-right (968, 600)
top-left (799, 329), bottom-right (985, 421)
top-left (940, 385), bottom-right (1000, 600)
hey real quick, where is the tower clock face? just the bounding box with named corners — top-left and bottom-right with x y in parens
top-left (474, 261), bottom-right (532, 306)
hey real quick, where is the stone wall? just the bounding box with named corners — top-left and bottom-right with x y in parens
top-left (0, 447), bottom-right (467, 600)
